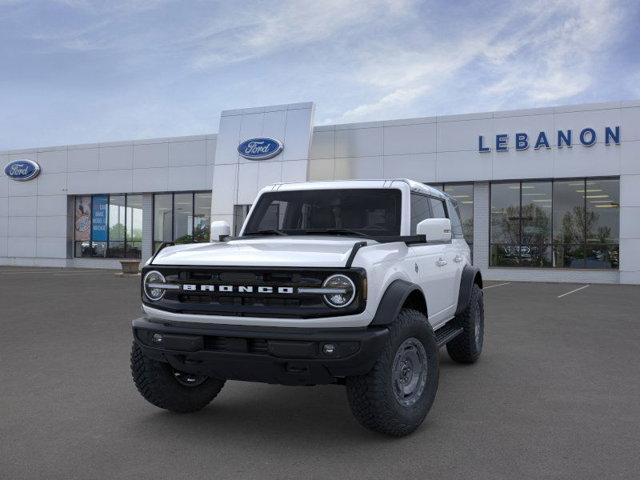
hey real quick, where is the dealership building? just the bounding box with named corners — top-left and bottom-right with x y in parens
top-left (1, 100), bottom-right (639, 284)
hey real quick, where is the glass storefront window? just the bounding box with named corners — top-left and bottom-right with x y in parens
top-left (152, 192), bottom-right (212, 251)
top-left (491, 178), bottom-right (619, 269)
top-left (553, 180), bottom-right (586, 268)
top-left (126, 195), bottom-right (143, 258)
top-left (173, 193), bottom-right (193, 243)
top-left (153, 194), bottom-right (173, 252)
top-left (490, 182), bottom-right (520, 267)
top-left (108, 195), bottom-right (126, 258)
top-left (74, 196), bottom-right (92, 257)
top-left (194, 193), bottom-right (212, 243)
top-left (520, 181), bottom-right (552, 267)
top-left (73, 193), bottom-right (143, 259)
top-left (585, 178), bottom-right (619, 268)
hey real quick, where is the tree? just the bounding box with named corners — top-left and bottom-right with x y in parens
top-left (109, 223), bottom-right (125, 241)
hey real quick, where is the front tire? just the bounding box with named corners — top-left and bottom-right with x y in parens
top-left (446, 283), bottom-right (484, 363)
top-left (345, 309), bottom-right (439, 436)
top-left (130, 342), bottom-right (225, 413)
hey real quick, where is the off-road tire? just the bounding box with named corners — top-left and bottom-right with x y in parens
top-left (131, 342), bottom-right (225, 413)
top-left (446, 283), bottom-right (484, 364)
top-left (345, 309), bottom-right (439, 436)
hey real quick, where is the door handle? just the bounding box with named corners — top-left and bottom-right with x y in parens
top-left (454, 255), bottom-right (463, 263)
top-left (436, 258), bottom-right (447, 267)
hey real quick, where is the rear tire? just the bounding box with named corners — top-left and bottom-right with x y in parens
top-left (345, 309), bottom-right (439, 436)
top-left (131, 342), bottom-right (225, 413)
top-left (447, 283), bottom-right (484, 364)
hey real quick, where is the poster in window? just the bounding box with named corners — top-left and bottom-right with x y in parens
top-left (74, 196), bottom-right (91, 241)
top-left (91, 195), bottom-right (108, 242)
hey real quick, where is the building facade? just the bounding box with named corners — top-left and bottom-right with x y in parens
top-left (1, 100), bottom-right (639, 284)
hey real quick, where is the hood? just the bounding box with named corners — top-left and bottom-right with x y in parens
top-left (151, 236), bottom-right (366, 268)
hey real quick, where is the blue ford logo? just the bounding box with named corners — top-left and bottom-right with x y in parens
top-left (4, 159), bottom-right (41, 181)
top-left (237, 137), bottom-right (283, 160)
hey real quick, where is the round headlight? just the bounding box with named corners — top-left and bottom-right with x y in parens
top-left (143, 270), bottom-right (166, 301)
top-left (322, 274), bottom-right (356, 308)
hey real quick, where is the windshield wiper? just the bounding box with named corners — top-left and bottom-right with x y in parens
top-left (303, 228), bottom-right (371, 238)
top-left (243, 229), bottom-right (288, 236)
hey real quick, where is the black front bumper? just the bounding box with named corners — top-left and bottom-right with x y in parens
top-left (132, 318), bottom-right (389, 386)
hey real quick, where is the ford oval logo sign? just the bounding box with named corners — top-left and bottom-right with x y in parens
top-left (4, 159), bottom-right (41, 181)
top-left (237, 137), bottom-right (283, 160)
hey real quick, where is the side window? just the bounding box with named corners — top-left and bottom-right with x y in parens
top-left (429, 197), bottom-right (447, 219)
top-left (446, 198), bottom-right (464, 239)
top-left (410, 194), bottom-right (431, 235)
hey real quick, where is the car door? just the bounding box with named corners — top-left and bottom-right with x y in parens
top-left (428, 196), bottom-right (459, 322)
top-left (408, 193), bottom-right (452, 325)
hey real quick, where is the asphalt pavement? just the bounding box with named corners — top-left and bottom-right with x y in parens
top-left (1, 268), bottom-right (639, 479)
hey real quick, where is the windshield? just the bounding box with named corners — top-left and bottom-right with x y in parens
top-left (243, 188), bottom-right (402, 237)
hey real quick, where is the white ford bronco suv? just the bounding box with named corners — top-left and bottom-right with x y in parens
top-left (131, 179), bottom-right (484, 436)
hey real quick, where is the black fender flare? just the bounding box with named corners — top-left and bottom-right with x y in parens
top-left (455, 265), bottom-right (483, 316)
top-left (370, 279), bottom-right (427, 326)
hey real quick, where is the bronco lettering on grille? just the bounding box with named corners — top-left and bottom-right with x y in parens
top-left (181, 284), bottom-right (295, 294)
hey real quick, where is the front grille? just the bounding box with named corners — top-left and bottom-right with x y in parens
top-left (142, 266), bottom-right (366, 319)
top-left (202, 336), bottom-right (269, 354)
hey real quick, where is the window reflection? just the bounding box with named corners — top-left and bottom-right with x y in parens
top-left (174, 193), bottom-right (193, 243)
top-left (410, 194), bottom-right (431, 235)
top-left (443, 183), bottom-right (474, 246)
top-left (74, 196), bottom-right (92, 257)
top-left (153, 192), bottom-right (212, 251)
top-left (153, 194), bottom-right (172, 252)
top-left (233, 205), bottom-right (251, 236)
top-left (194, 193), bottom-right (212, 243)
top-left (491, 178), bottom-right (619, 269)
top-left (520, 181), bottom-right (552, 267)
top-left (490, 183), bottom-right (520, 266)
top-left (586, 178), bottom-right (619, 268)
top-left (126, 195), bottom-right (143, 259)
top-left (73, 193), bottom-right (143, 259)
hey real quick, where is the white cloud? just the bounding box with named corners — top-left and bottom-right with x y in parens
top-left (0, 0), bottom-right (634, 149)
top-left (481, 0), bottom-right (621, 105)
top-left (339, 85), bottom-right (429, 121)
top-left (334, 0), bottom-right (625, 122)
top-left (337, 35), bottom-right (494, 121)
top-left (191, 0), bottom-right (415, 69)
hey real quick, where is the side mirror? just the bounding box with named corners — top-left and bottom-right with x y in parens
top-left (210, 220), bottom-right (231, 242)
top-left (416, 218), bottom-right (452, 242)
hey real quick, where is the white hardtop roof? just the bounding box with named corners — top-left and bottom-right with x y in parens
top-left (265, 179), bottom-right (445, 198)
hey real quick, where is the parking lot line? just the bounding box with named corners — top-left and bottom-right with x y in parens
top-left (0, 271), bottom-right (60, 275)
top-left (51, 271), bottom-right (116, 276)
top-left (483, 282), bottom-right (511, 290)
top-left (557, 284), bottom-right (590, 298)
top-left (0, 270), bottom-right (116, 276)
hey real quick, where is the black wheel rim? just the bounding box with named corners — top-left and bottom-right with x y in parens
top-left (392, 337), bottom-right (428, 407)
top-left (173, 370), bottom-right (207, 387)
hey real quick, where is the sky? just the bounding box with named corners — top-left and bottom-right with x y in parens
top-left (1, 0), bottom-right (639, 150)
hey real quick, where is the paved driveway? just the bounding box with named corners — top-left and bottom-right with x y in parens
top-left (1, 268), bottom-right (639, 479)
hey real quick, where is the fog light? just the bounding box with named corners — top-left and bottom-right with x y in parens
top-left (152, 333), bottom-right (163, 343)
top-left (322, 343), bottom-right (336, 355)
